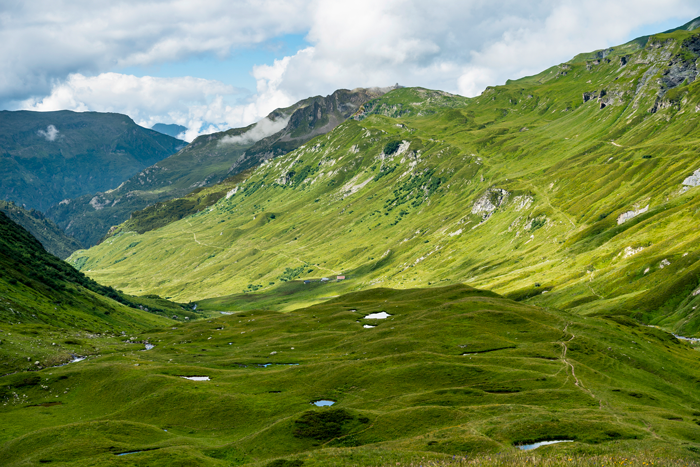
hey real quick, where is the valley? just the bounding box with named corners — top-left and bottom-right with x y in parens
top-left (2, 17), bottom-right (700, 467)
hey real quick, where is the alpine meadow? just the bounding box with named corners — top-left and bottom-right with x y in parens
top-left (2, 12), bottom-right (700, 467)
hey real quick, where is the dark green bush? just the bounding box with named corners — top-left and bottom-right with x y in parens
top-left (383, 140), bottom-right (401, 155)
top-left (293, 409), bottom-right (353, 440)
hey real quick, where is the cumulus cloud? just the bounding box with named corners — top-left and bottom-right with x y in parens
top-left (0, 0), bottom-right (310, 103)
top-left (20, 73), bottom-right (248, 141)
top-left (37, 125), bottom-right (59, 141)
top-left (219, 115), bottom-right (291, 146)
top-left (4, 1), bottom-right (700, 140)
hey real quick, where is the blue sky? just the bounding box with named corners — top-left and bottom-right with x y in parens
top-left (115, 34), bottom-right (312, 95)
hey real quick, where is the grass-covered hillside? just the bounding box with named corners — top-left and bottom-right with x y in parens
top-left (0, 211), bottom-right (202, 373)
top-left (71, 26), bottom-right (700, 337)
top-left (0, 200), bottom-right (82, 259)
top-left (48, 88), bottom-right (392, 247)
top-left (1, 285), bottom-right (699, 465)
top-left (0, 110), bottom-right (184, 211)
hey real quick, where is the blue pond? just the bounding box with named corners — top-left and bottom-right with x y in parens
top-left (258, 363), bottom-right (299, 368)
top-left (517, 440), bottom-right (573, 450)
top-left (311, 400), bottom-right (335, 407)
top-left (116, 451), bottom-right (141, 456)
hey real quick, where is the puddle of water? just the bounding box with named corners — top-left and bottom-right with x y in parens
top-left (116, 451), bottom-right (142, 456)
top-left (220, 312), bottom-right (234, 315)
top-left (311, 400), bottom-right (335, 407)
top-left (180, 376), bottom-right (210, 381)
top-left (70, 356), bottom-right (86, 363)
top-left (517, 440), bottom-right (573, 450)
top-left (363, 325), bottom-right (376, 329)
top-left (143, 343), bottom-right (155, 351)
top-left (364, 312), bottom-right (391, 319)
top-left (674, 334), bottom-right (700, 343)
top-left (258, 363), bottom-right (299, 368)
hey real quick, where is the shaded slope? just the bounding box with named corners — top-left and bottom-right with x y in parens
top-left (0, 200), bottom-right (82, 259)
top-left (1, 285), bottom-right (699, 464)
top-left (0, 211), bottom-right (195, 346)
top-left (47, 88), bottom-right (392, 247)
top-left (0, 110), bottom-right (184, 211)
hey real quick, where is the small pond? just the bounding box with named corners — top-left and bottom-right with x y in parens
top-left (363, 325), bottom-right (376, 329)
top-left (180, 376), bottom-right (210, 381)
top-left (674, 334), bottom-right (700, 343)
top-left (116, 451), bottom-right (141, 456)
top-left (311, 400), bottom-right (335, 407)
top-left (517, 440), bottom-right (573, 450)
top-left (70, 356), bottom-right (86, 363)
top-left (257, 363), bottom-right (299, 368)
top-left (364, 312), bottom-right (391, 320)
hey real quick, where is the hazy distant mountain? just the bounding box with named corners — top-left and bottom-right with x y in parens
top-left (151, 123), bottom-right (187, 139)
top-left (0, 110), bottom-right (185, 211)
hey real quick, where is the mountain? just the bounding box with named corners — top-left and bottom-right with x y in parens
top-left (0, 110), bottom-right (185, 211)
top-left (46, 87), bottom-right (394, 247)
top-left (151, 123), bottom-right (187, 138)
top-left (70, 25), bottom-right (700, 338)
top-left (0, 200), bottom-right (82, 259)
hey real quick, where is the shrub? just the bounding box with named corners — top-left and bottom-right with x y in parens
top-left (293, 409), bottom-right (353, 440)
top-left (383, 140), bottom-right (402, 155)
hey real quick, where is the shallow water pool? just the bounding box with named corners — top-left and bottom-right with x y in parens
top-left (311, 400), bottom-right (335, 407)
top-left (364, 312), bottom-right (391, 319)
top-left (517, 440), bottom-right (573, 450)
top-left (180, 376), bottom-right (210, 381)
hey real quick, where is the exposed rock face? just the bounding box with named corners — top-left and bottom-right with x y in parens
top-left (617, 205), bottom-right (649, 224)
top-left (472, 188), bottom-right (509, 220)
top-left (682, 169), bottom-right (700, 187)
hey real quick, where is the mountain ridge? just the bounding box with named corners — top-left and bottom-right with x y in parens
top-left (70, 25), bottom-right (700, 337)
top-left (47, 87), bottom-right (394, 246)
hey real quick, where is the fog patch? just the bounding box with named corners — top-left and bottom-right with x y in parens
top-left (38, 125), bottom-right (59, 141)
top-left (219, 116), bottom-right (289, 146)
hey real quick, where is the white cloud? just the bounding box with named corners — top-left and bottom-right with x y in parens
top-left (0, 0), bottom-right (311, 103)
top-left (219, 115), bottom-right (291, 146)
top-left (37, 125), bottom-right (59, 141)
top-left (4, 1), bottom-right (700, 140)
top-left (20, 73), bottom-right (249, 141)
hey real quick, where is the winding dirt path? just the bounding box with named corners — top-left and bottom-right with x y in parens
top-left (560, 323), bottom-right (598, 404)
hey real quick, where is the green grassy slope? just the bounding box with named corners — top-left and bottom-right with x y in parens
top-left (48, 88), bottom-right (392, 247)
top-left (0, 200), bottom-right (82, 259)
top-left (1, 285), bottom-right (699, 465)
top-left (71, 27), bottom-right (700, 335)
top-left (0, 211), bottom-right (203, 373)
top-left (0, 110), bottom-right (184, 211)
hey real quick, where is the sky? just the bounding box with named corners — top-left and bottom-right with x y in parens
top-left (1, 1), bottom-right (697, 141)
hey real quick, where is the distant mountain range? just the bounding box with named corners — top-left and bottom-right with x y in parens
top-left (47, 87), bottom-right (394, 246)
top-left (0, 110), bottom-right (184, 211)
